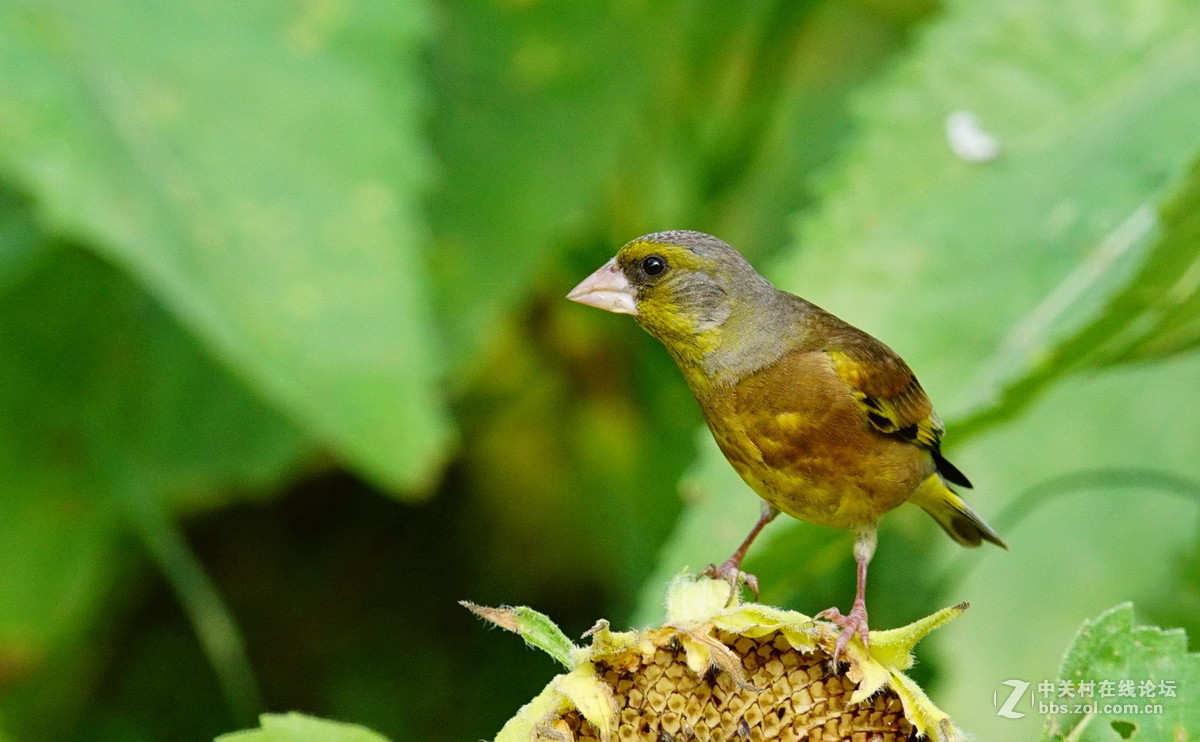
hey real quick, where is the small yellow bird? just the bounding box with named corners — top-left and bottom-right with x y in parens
top-left (567, 230), bottom-right (1004, 658)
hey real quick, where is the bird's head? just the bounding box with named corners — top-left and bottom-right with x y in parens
top-left (567, 230), bottom-right (777, 370)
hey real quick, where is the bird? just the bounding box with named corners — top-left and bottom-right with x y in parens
top-left (566, 230), bottom-right (1004, 660)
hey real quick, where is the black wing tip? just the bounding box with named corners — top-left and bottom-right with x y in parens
top-left (932, 449), bottom-right (973, 489)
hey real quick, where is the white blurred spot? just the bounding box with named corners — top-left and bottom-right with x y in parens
top-left (945, 110), bottom-right (1001, 163)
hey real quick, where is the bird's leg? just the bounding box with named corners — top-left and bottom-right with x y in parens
top-left (704, 503), bottom-right (778, 601)
top-left (818, 528), bottom-right (877, 664)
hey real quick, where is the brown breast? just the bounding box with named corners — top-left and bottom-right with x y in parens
top-left (698, 348), bottom-right (932, 530)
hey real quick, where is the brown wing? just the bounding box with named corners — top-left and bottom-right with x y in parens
top-left (819, 316), bottom-right (973, 488)
top-left (828, 344), bottom-right (940, 447)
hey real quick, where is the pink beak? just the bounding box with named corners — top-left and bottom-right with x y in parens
top-left (566, 258), bottom-right (637, 315)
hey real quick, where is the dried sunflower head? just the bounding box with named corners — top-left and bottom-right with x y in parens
top-left (465, 573), bottom-right (966, 742)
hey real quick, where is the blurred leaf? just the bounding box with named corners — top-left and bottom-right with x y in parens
top-left (958, 159), bottom-right (1200, 437)
top-left (0, 0), bottom-right (449, 492)
top-left (1043, 604), bottom-right (1200, 741)
top-left (0, 248), bottom-right (308, 504)
top-left (217, 713), bottom-right (390, 742)
top-left (0, 248), bottom-right (308, 737)
top-left (427, 0), bottom-right (667, 372)
top-left (603, 0), bottom-right (822, 237)
top-left (1092, 163), bottom-right (1200, 364)
top-left (933, 354), bottom-right (1200, 738)
top-left (0, 183), bottom-right (44, 293)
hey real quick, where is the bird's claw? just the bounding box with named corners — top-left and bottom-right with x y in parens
top-left (817, 604), bottom-right (869, 664)
top-left (703, 560), bottom-right (760, 605)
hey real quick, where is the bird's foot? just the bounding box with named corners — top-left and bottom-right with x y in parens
top-left (817, 604), bottom-right (869, 664)
top-left (702, 560), bottom-right (760, 605)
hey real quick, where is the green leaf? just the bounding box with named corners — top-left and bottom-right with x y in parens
top-left (957, 158), bottom-right (1200, 437)
top-left (217, 713), bottom-right (391, 742)
top-left (461, 602), bottom-right (578, 669)
top-left (0, 248), bottom-right (308, 505)
top-left (1042, 604), bottom-right (1200, 741)
top-left (0, 0), bottom-right (450, 492)
top-left (1094, 162), bottom-right (1200, 364)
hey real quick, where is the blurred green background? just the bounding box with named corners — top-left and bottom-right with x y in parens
top-left (1, 0), bottom-right (1199, 740)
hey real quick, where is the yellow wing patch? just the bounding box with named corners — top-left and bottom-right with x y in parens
top-left (854, 389), bottom-right (943, 448)
top-left (826, 349), bottom-right (943, 450)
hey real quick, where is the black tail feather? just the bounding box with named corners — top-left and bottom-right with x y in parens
top-left (932, 447), bottom-right (973, 489)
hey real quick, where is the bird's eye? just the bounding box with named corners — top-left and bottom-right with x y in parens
top-left (641, 255), bottom-right (667, 277)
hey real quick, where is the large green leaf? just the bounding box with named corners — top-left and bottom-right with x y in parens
top-left (0, 247), bottom-right (308, 737)
top-left (0, 0), bottom-right (449, 492)
top-left (1091, 164), bottom-right (1200, 364)
top-left (1042, 604), bottom-right (1200, 741)
top-left (957, 160), bottom-right (1200, 436)
top-left (0, 249), bottom-right (308, 507)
